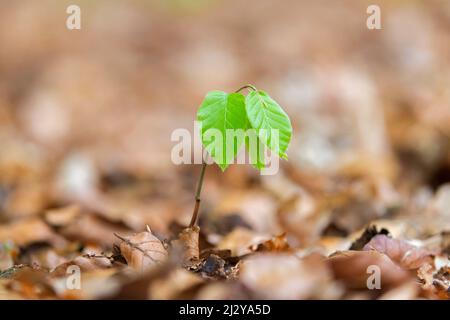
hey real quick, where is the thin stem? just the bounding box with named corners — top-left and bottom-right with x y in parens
top-left (235, 84), bottom-right (257, 93)
top-left (189, 162), bottom-right (207, 227)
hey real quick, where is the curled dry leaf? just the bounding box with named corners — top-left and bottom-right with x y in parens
top-left (216, 228), bottom-right (271, 256)
top-left (116, 228), bottom-right (168, 273)
top-left (363, 234), bottom-right (434, 269)
top-left (328, 250), bottom-right (411, 289)
top-left (172, 226), bottom-right (200, 266)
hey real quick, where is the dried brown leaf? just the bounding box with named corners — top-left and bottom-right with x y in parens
top-left (116, 228), bottom-right (168, 273)
top-left (172, 226), bottom-right (200, 266)
top-left (250, 232), bottom-right (291, 253)
top-left (0, 218), bottom-right (66, 248)
top-left (363, 234), bottom-right (433, 269)
top-left (240, 253), bottom-right (340, 299)
top-left (328, 250), bottom-right (411, 289)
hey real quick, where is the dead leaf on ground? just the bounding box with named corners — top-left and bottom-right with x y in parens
top-left (250, 233), bottom-right (291, 253)
top-left (115, 227), bottom-right (168, 273)
top-left (363, 234), bottom-right (434, 269)
top-left (0, 218), bottom-right (66, 248)
top-left (148, 268), bottom-right (204, 299)
top-left (60, 214), bottom-right (131, 247)
top-left (172, 226), bottom-right (200, 266)
top-left (44, 205), bottom-right (80, 227)
top-left (240, 253), bottom-right (341, 299)
top-left (328, 250), bottom-right (412, 290)
top-left (216, 228), bottom-right (271, 256)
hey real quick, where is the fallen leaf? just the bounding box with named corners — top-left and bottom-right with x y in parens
top-left (363, 234), bottom-right (433, 269)
top-left (217, 228), bottom-right (270, 256)
top-left (172, 226), bottom-right (200, 266)
top-left (0, 218), bottom-right (66, 248)
top-left (250, 233), bottom-right (291, 253)
top-left (116, 227), bottom-right (168, 273)
top-left (44, 205), bottom-right (80, 227)
top-left (240, 253), bottom-right (341, 299)
top-left (328, 250), bottom-right (411, 289)
top-left (148, 268), bottom-right (203, 299)
top-left (60, 214), bottom-right (131, 247)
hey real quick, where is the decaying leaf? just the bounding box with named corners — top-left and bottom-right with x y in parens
top-left (216, 228), bottom-right (270, 256)
top-left (240, 253), bottom-right (341, 299)
top-left (328, 250), bottom-right (411, 289)
top-left (0, 218), bottom-right (66, 248)
top-left (363, 234), bottom-right (434, 269)
top-left (115, 227), bottom-right (168, 273)
top-left (172, 226), bottom-right (200, 266)
top-left (250, 233), bottom-right (291, 253)
top-left (51, 268), bottom-right (120, 300)
top-left (44, 205), bottom-right (80, 227)
top-left (60, 214), bottom-right (131, 247)
top-left (148, 268), bottom-right (204, 299)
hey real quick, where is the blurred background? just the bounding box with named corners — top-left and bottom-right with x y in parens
top-left (0, 0), bottom-right (449, 245)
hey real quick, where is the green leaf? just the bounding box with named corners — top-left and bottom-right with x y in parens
top-left (245, 129), bottom-right (265, 170)
top-left (197, 91), bottom-right (248, 171)
top-left (245, 90), bottom-right (292, 159)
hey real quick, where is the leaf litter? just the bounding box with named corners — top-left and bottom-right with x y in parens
top-left (0, 0), bottom-right (449, 300)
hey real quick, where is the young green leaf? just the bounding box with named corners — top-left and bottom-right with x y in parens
top-left (245, 131), bottom-right (266, 170)
top-left (245, 90), bottom-right (292, 159)
top-left (197, 91), bottom-right (247, 171)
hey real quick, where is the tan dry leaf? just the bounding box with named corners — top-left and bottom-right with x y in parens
top-left (0, 217), bottom-right (66, 247)
top-left (240, 253), bottom-right (341, 299)
top-left (363, 234), bottom-right (433, 269)
top-left (51, 255), bottom-right (112, 277)
top-left (328, 250), bottom-right (411, 289)
top-left (51, 268), bottom-right (120, 300)
top-left (216, 228), bottom-right (270, 256)
top-left (44, 205), bottom-right (80, 227)
top-left (172, 226), bottom-right (200, 266)
top-left (148, 268), bottom-right (203, 299)
top-left (250, 233), bottom-right (291, 253)
top-left (116, 228), bottom-right (168, 273)
top-left (60, 214), bottom-right (131, 247)
top-left (378, 281), bottom-right (419, 300)
top-left (4, 183), bottom-right (49, 218)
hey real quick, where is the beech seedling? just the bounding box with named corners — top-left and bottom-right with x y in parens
top-left (189, 84), bottom-right (292, 227)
